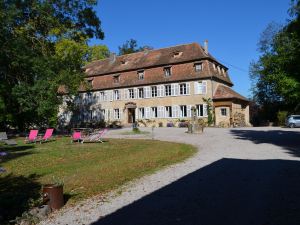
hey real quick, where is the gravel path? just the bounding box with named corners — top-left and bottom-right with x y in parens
top-left (40, 127), bottom-right (300, 225)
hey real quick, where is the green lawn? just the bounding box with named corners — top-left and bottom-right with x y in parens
top-left (0, 137), bottom-right (196, 223)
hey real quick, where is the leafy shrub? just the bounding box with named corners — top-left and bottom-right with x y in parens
top-left (158, 122), bottom-right (163, 127)
top-left (277, 111), bottom-right (288, 126)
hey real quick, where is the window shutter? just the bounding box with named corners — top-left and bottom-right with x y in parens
top-left (124, 89), bottom-right (128, 100)
top-left (203, 104), bottom-right (208, 116)
top-left (158, 106), bottom-right (164, 118)
top-left (134, 88), bottom-right (138, 99)
top-left (186, 83), bottom-right (190, 95)
top-left (194, 82), bottom-right (199, 94)
top-left (110, 90), bottom-right (113, 101)
top-left (160, 85), bottom-right (165, 97)
top-left (171, 84), bottom-right (176, 96)
top-left (187, 105), bottom-right (192, 117)
top-left (202, 81), bottom-right (207, 94)
top-left (157, 85), bottom-right (162, 97)
top-left (174, 83), bottom-right (179, 96)
top-left (135, 108), bottom-right (139, 120)
top-left (119, 109), bottom-right (123, 120)
top-left (144, 87), bottom-right (150, 98)
top-left (172, 106), bottom-right (176, 118)
top-left (145, 107), bottom-right (150, 119)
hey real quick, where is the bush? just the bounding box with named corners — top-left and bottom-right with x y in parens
top-left (166, 122), bottom-right (174, 127)
top-left (178, 122), bottom-right (189, 128)
top-left (277, 111), bottom-right (288, 126)
top-left (158, 122), bottom-right (163, 127)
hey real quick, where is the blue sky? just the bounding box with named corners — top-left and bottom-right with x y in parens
top-left (90, 0), bottom-right (291, 97)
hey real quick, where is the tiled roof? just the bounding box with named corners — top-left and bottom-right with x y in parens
top-left (84, 42), bottom-right (225, 76)
top-left (213, 85), bottom-right (249, 102)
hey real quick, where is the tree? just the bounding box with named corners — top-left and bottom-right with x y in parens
top-left (0, 0), bottom-right (106, 130)
top-left (118, 39), bottom-right (153, 55)
top-left (250, 0), bottom-right (300, 121)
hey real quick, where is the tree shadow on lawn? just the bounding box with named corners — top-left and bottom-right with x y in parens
top-left (230, 129), bottom-right (300, 157)
top-left (0, 145), bottom-right (35, 164)
top-left (91, 158), bottom-right (300, 225)
top-left (0, 173), bottom-right (41, 224)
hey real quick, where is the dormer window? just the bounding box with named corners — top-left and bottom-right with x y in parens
top-left (86, 77), bottom-right (94, 86)
top-left (113, 74), bottom-right (120, 83)
top-left (213, 63), bottom-right (217, 71)
top-left (164, 66), bottom-right (172, 77)
top-left (194, 63), bottom-right (202, 72)
top-left (173, 51), bottom-right (183, 58)
top-left (138, 70), bottom-right (144, 80)
top-left (121, 60), bottom-right (127, 65)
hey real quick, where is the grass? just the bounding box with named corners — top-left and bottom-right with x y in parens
top-left (121, 130), bottom-right (150, 135)
top-left (0, 137), bottom-right (196, 223)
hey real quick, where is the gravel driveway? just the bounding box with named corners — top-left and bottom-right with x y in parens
top-left (40, 127), bottom-right (300, 225)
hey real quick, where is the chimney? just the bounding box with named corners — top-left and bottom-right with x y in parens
top-left (204, 40), bottom-right (208, 54)
top-left (109, 52), bottom-right (116, 62)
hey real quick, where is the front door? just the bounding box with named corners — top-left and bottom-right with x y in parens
top-left (128, 108), bottom-right (136, 123)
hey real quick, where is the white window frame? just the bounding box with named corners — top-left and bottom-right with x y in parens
top-left (195, 63), bottom-right (202, 72)
top-left (138, 87), bottom-right (144, 98)
top-left (129, 89), bottom-right (134, 99)
top-left (179, 105), bottom-right (187, 118)
top-left (165, 106), bottom-right (172, 118)
top-left (139, 108), bottom-right (145, 119)
top-left (113, 90), bottom-right (120, 100)
top-left (165, 85), bottom-right (171, 96)
top-left (179, 83), bottom-right (187, 95)
top-left (164, 67), bottom-right (171, 77)
top-left (151, 107), bottom-right (158, 118)
top-left (138, 70), bottom-right (144, 80)
top-left (114, 108), bottom-right (120, 119)
top-left (151, 86), bottom-right (157, 97)
top-left (220, 107), bottom-right (227, 117)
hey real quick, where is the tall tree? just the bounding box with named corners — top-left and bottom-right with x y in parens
top-left (250, 0), bottom-right (300, 121)
top-left (118, 39), bottom-right (153, 55)
top-left (0, 0), bottom-right (106, 130)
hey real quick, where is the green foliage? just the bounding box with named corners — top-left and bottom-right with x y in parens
top-left (250, 0), bottom-right (300, 121)
top-left (0, 0), bottom-right (107, 130)
top-left (277, 111), bottom-right (288, 126)
top-left (203, 98), bottom-right (214, 126)
top-left (118, 39), bottom-right (153, 55)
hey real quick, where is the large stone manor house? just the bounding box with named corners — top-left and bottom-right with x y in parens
top-left (59, 42), bottom-right (250, 127)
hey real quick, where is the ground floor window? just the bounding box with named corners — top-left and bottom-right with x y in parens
top-left (165, 106), bottom-right (172, 118)
top-left (100, 109), bottom-right (105, 120)
top-left (179, 105), bottom-right (187, 117)
top-left (114, 108), bottom-right (120, 119)
top-left (139, 107), bottom-right (145, 118)
top-left (151, 107), bottom-right (158, 118)
top-left (220, 107), bottom-right (227, 116)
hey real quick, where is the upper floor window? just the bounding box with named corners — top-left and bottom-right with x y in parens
top-left (113, 74), bottom-right (120, 83)
top-left (129, 89), bottom-right (134, 99)
top-left (138, 88), bottom-right (144, 98)
top-left (151, 86), bottom-right (157, 97)
top-left (179, 83), bottom-right (187, 95)
top-left (195, 81), bottom-right (207, 94)
top-left (164, 67), bottom-right (172, 77)
top-left (194, 63), bottom-right (202, 72)
top-left (113, 90), bottom-right (120, 100)
top-left (138, 70), bottom-right (144, 80)
top-left (165, 85), bottom-right (171, 96)
top-left (99, 91), bottom-right (105, 101)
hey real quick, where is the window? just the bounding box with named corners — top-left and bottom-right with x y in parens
top-left (139, 108), bottom-right (145, 119)
top-left (196, 104), bottom-right (206, 117)
top-left (138, 88), bottom-right (144, 98)
top-left (113, 75), bottom-right (120, 83)
top-left (195, 63), bottom-right (202, 72)
top-left (179, 105), bottom-right (187, 117)
top-left (99, 91), bottom-right (105, 101)
top-left (165, 106), bottom-right (172, 118)
top-left (138, 70), bottom-right (144, 80)
top-left (195, 81), bottom-right (207, 94)
top-left (113, 90), bottom-right (120, 100)
top-left (164, 67), bottom-right (171, 77)
top-left (179, 83), bottom-right (187, 95)
top-left (114, 109), bottom-right (120, 119)
top-left (220, 108), bottom-right (227, 116)
top-left (100, 109), bottom-right (105, 120)
top-left (151, 107), bottom-right (158, 118)
top-left (165, 85), bottom-right (171, 96)
top-left (129, 89), bottom-right (134, 99)
top-left (151, 86), bottom-right (157, 97)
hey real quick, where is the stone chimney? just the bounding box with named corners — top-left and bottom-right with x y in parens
top-left (204, 40), bottom-right (208, 54)
top-left (109, 52), bottom-right (116, 62)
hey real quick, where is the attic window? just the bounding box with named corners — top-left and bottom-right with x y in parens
top-left (113, 74), bottom-right (120, 83)
top-left (86, 77), bottom-right (94, 86)
top-left (138, 70), bottom-right (144, 80)
top-left (173, 51), bottom-right (183, 58)
top-left (164, 66), bottom-right (172, 77)
top-left (194, 63), bottom-right (202, 72)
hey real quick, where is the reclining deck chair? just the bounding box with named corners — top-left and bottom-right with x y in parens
top-left (81, 128), bottom-right (108, 144)
top-left (38, 128), bottom-right (54, 143)
top-left (71, 131), bottom-right (82, 143)
top-left (0, 132), bottom-right (17, 146)
top-left (25, 130), bottom-right (39, 144)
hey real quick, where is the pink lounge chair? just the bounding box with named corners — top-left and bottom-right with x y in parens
top-left (39, 128), bottom-right (54, 143)
top-left (71, 131), bottom-right (82, 143)
top-left (25, 130), bottom-right (39, 144)
top-left (81, 128), bottom-right (108, 144)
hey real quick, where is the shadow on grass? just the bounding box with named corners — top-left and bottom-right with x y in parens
top-left (230, 129), bottom-right (300, 157)
top-left (0, 173), bottom-right (41, 224)
top-left (0, 145), bottom-right (35, 163)
top-left (91, 158), bottom-right (300, 225)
